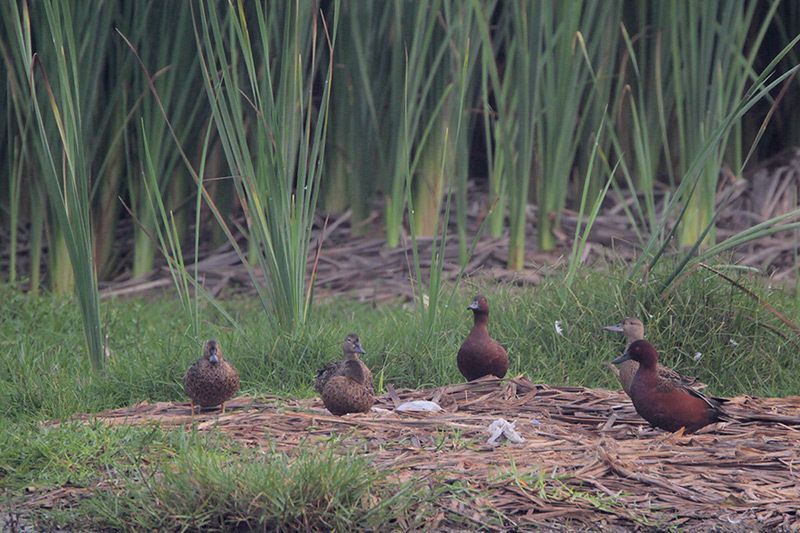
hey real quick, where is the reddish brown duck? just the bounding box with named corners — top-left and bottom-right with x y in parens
top-left (612, 340), bottom-right (728, 434)
top-left (603, 317), bottom-right (705, 396)
top-left (315, 334), bottom-right (374, 416)
top-left (457, 295), bottom-right (508, 382)
top-left (183, 339), bottom-right (240, 415)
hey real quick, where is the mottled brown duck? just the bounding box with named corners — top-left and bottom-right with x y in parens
top-left (457, 295), bottom-right (508, 382)
top-left (315, 334), bottom-right (374, 416)
top-left (183, 339), bottom-right (240, 415)
top-left (603, 317), bottom-right (705, 396)
top-left (612, 340), bottom-right (729, 434)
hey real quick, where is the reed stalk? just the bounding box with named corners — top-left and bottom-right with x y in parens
top-left (565, 118), bottom-right (615, 288)
top-left (323, 2), bottom-right (396, 232)
top-left (406, 2), bottom-right (475, 332)
top-left (665, 0), bottom-right (777, 248)
top-left (193, 0), bottom-right (338, 330)
top-left (476, 0), bottom-right (543, 269)
top-left (609, 13), bottom-right (673, 238)
top-left (379, 0), bottom-right (454, 248)
top-left (139, 123), bottom-right (236, 336)
top-left (10, 0), bottom-right (106, 369)
top-left (628, 35), bottom-right (800, 284)
top-left (535, 1), bottom-right (607, 253)
top-left (0, 40), bottom-right (31, 286)
top-left (120, 2), bottom-right (203, 279)
top-left (417, 1), bottom-right (480, 259)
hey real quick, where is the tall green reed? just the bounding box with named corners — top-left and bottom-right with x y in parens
top-left (0, 33), bottom-right (31, 287)
top-left (319, 1), bottom-right (392, 230)
top-left (450, 11), bottom-right (484, 265)
top-left (476, 0), bottom-right (542, 269)
top-left (564, 118), bottom-right (616, 289)
top-left (628, 36), bottom-right (800, 288)
top-left (772, 0), bottom-right (800, 149)
top-left (535, 0), bottom-right (613, 253)
top-left (380, 0), bottom-right (454, 248)
top-left (9, 0), bottom-right (107, 369)
top-left (413, 1), bottom-right (481, 243)
top-left (608, 11), bottom-right (673, 240)
top-left (193, 0), bottom-right (338, 331)
top-left (405, 2), bottom-right (477, 333)
top-left (138, 123), bottom-right (238, 336)
top-left (664, 1), bottom-right (777, 248)
top-left (576, 3), bottom-right (623, 203)
top-left (1, 3), bottom-right (45, 293)
top-left (125, 2), bottom-right (203, 279)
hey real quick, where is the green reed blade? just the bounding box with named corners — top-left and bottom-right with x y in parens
top-left (10, 0), bottom-right (105, 369)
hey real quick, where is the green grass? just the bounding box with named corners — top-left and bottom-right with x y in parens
top-left (82, 441), bottom-right (439, 531)
top-left (2, 264), bottom-right (799, 425)
top-left (2, 264), bottom-right (799, 529)
top-left (0, 422), bottom-right (174, 490)
top-left (0, 423), bottom-right (444, 531)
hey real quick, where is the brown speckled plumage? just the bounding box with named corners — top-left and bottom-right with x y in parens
top-left (183, 340), bottom-right (240, 414)
top-left (316, 334), bottom-right (374, 415)
top-left (612, 340), bottom-right (728, 433)
top-left (603, 317), bottom-right (704, 396)
top-left (457, 295), bottom-right (508, 382)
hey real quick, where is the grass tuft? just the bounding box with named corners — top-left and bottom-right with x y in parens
top-left (82, 442), bottom-right (436, 531)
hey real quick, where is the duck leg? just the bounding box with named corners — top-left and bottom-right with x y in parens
top-left (220, 402), bottom-right (226, 415)
top-left (190, 401), bottom-right (196, 420)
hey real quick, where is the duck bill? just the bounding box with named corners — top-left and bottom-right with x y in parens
top-left (209, 351), bottom-right (219, 364)
top-left (355, 342), bottom-right (366, 355)
top-left (611, 351), bottom-right (632, 365)
top-left (467, 301), bottom-right (479, 311)
top-left (602, 323), bottom-right (624, 333)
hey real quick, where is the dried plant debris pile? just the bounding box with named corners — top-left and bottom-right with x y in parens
top-left (98, 164), bottom-right (800, 302)
top-left (65, 376), bottom-right (800, 530)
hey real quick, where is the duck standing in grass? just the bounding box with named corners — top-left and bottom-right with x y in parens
top-left (315, 334), bottom-right (374, 416)
top-left (457, 295), bottom-right (508, 382)
top-left (612, 340), bottom-right (729, 434)
top-left (603, 317), bottom-right (704, 396)
top-left (183, 339), bottom-right (240, 415)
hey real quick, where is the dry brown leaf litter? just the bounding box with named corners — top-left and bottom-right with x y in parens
top-left (59, 376), bottom-right (800, 530)
top-left (97, 163), bottom-right (800, 303)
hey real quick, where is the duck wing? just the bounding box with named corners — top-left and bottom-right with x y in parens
top-left (682, 385), bottom-right (729, 413)
top-left (657, 364), bottom-right (706, 389)
top-left (315, 361), bottom-right (342, 394)
top-left (321, 375), bottom-right (374, 415)
top-left (183, 358), bottom-right (202, 393)
top-left (655, 376), bottom-right (728, 411)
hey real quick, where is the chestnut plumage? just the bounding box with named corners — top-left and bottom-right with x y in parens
top-left (603, 317), bottom-right (704, 395)
top-left (612, 340), bottom-right (728, 434)
top-left (457, 295), bottom-right (508, 382)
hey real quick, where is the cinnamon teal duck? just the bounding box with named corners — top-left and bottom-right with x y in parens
top-left (612, 340), bottom-right (729, 434)
top-left (183, 339), bottom-right (240, 415)
top-left (315, 333), bottom-right (374, 416)
top-left (457, 295), bottom-right (508, 382)
top-left (603, 317), bottom-right (705, 396)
